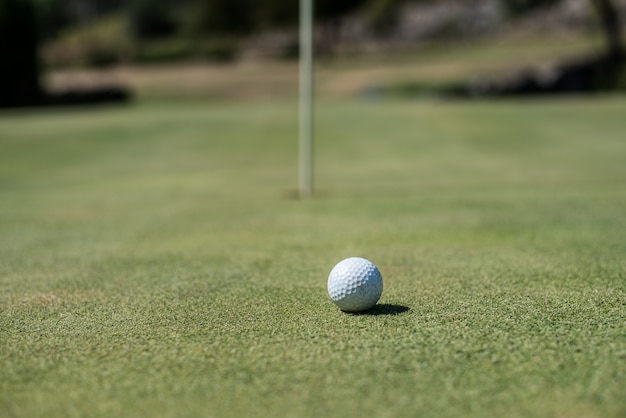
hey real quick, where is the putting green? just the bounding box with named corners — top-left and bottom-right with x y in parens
top-left (1, 98), bottom-right (625, 417)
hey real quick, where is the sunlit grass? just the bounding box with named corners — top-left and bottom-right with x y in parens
top-left (1, 98), bottom-right (625, 418)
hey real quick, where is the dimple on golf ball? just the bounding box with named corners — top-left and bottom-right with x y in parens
top-left (327, 257), bottom-right (383, 312)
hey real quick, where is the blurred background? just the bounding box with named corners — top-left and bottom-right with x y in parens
top-left (1, 0), bottom-right (625, 107)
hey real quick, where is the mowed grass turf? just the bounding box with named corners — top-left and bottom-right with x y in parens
top-left (0, 98), bottom-right (625, 418)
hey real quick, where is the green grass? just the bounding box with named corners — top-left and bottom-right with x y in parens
top-left (1, 98), bottom-right (625, 418)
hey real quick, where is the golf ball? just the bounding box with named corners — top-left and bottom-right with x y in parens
top-left (327, 257), bottom-right (383, 312)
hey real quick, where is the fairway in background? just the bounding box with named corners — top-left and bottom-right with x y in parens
top-left (1, 98), bottom-right (625, 418)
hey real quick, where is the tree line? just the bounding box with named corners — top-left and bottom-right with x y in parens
top-left (31, 0), bottom-right (578, 41)
top-left (1, 0), bottom-right (622, 107)
top-left (33, 0), bottom-right (412, 40)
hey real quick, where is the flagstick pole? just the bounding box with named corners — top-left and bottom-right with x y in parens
top-left (299, 0), bottom-right (314, 198)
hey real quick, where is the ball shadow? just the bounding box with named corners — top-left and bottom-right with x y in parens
top-left (348, 304), bottom-right (410, 316)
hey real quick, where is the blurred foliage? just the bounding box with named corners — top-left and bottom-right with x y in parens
top-left (315, 0), bottom-right (370, 21)
top-left (34, 0), bottom-right (128, 39)
top-left (129, 0), bottom-right (179, 39)
top-left (366, 0), bottom-right (406, 33)
top-left (35, 0), bottom-right (71, 40)
top-left (43, 14), bottom-right (130, 68)
top-left (34, 0), bottom-right (410, 41)
top-left (186, 0), bottom-right (256, 36)
top-left (8, 0), bottom-right (624, 74)
top-left (0, 0), bottom-right (42, 106)
top-left (37, 0), bottom-right (409, 66)
top-left (131, 38), bottom-right (194, 64)
top-left (501, 0), bottom-right (559, 15)
top-left (256, 0), bottom-right (298, 29)
top-left (184, 0), bottom-right (389, 36)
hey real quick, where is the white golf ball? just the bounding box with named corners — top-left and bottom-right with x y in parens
top-left (327, 257), bottom-right (383, 312)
